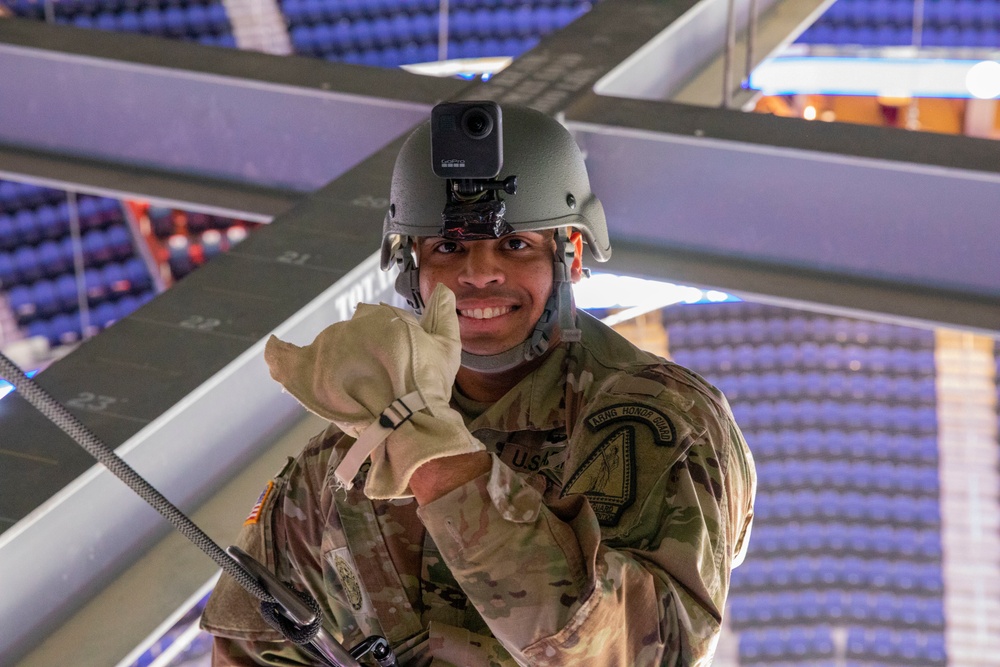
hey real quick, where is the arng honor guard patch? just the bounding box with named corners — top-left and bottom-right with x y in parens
top-left (562, 425), bottom-right (637, 526)
top-left (585, 403), bottom-right (676, 446)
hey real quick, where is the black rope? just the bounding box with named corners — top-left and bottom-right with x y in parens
top-left (260, 587), bottom-right (324, 644)
top-left (0, 351), bottom-right (273, 604)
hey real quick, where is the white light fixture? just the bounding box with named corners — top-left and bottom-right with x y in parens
top-left (751, 56), bottom-right (1000, 98)
top-left (966, 60), bottom-right (1000, 99)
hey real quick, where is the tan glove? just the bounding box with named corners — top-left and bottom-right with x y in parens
top-left (264, 284), bottom-right (485, 499)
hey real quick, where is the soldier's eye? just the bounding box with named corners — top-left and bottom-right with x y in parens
top-left (435, 241), bottom-right (460, 254)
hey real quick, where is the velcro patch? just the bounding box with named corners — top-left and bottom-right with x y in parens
top-left (561, 425), bottom-right (636, 526)
top-left (243, 480), bottom-right (274, 526)
top-left (585, 403), bottom-right (677, 446)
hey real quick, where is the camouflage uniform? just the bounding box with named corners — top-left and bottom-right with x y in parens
top-left (201, 311), bottom-right (756, 666)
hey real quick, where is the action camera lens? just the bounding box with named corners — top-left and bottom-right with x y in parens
top-left (461, 108), bottom-right (494, 140)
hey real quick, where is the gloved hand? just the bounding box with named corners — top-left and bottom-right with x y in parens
top-left (263, 283), bottom-right (485, 499)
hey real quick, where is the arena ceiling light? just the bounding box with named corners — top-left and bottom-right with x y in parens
top-left (574, 272), bottom-right (734, 326)
top-left (750, 56), bottom-right (1000, 98)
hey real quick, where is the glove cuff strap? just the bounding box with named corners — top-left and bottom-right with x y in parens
top-left (334, 391), bottom-right (425, 489)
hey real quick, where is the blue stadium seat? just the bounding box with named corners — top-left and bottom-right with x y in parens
top-left (82, 228), bottom-right (113, 265)
top-left (14, 209), bottom-right (42, 246)
top-left (312, 23), bottom-right (335, 53)
top-left (339, 0), bottom-right (366, 19)
top-left (0, 181), bottom-right (18, 211)
top-left (105, 224), bottom-right (134, 259)
top-left (101, 262), bottom-right (131, 296)
top-left (54, 274), bottom-right (79, 310)
top-left (84, 267), bottom-right (108, 303)
top-left (36, 203), bottom-right (66, 240)
top-left (30, 279), bottom-right (59, 318)
top-left (95, 11), bottom-right (119, 31)
top-left (185, 5), bottom-right (210, 34)
top-left (119, 10), bottom-right (142, 32)
top-left (164, 6), bottom-right (186, 36)
top-left (26, 317), bottom-right (52, 344)
top-left (281, 0), bottom-right (307, 24)
top-left (917, 563), bottom-right (944, 594)
top-left (114, 294), bottom-right (140, 320)
top-left (918, 597), bottom-right (945, 627)
top-left (738, 628), bottom-right (765, 662)
top-left (7, 284), bottom-right (36, 321)
top-left (817, 555), bottom-right (842, 586)
top-left (0, 250), bottom-right (16, 287)
top-left (207, 3), bottom-right (230, 32)
top-left (49, 312), bottom-right (82, 345)
top-left (139, 6), bottom-right (163, 35)
top-left (0, 214), bottom-right (16, 250)
top-left (450, 9), bottom-right (477, 39)
top-left (290, 24), bottom-right (318, 53)
top-left (13, 245), bottom-right (43, 283)
top-left (91, 300), bottom-right (119, 329)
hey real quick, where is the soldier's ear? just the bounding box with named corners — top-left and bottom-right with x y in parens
top-left (569, 230), bottom-right (584, 283)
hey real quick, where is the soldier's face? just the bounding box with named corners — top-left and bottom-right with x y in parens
top-left (416, 232), bottom-right (555, 357)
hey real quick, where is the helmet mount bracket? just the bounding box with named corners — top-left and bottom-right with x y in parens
top-left (440, 177), bottom-right (518, 241)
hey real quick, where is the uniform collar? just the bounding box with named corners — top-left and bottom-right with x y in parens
top-left (453, 342), bottom-right (570, 435)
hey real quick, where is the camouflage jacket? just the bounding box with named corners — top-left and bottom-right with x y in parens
top-left (201, 311), bottom-right (755, 666)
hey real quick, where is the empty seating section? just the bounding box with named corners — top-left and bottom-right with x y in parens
top-left (140, 204), bottom-right (255, 282)
top-left (663, 302), bottom-right (946, 666)
top-left (5, 0), bottom-right (236, 47)
top-left (739, 625), bottom-right (946, 665)
top-left (281, 0), bottom-right (592, 66)
top-left (0, 180), bottom-right (156, 349)
top-left (796, 0), bottom-right (1000, 48)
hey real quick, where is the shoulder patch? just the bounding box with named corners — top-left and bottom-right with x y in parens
top-left (585, 403), bottom-right (677, 446)
top-left (561, 425), bottom-right (637, 526)
top-left (243, 480), bottom-right (274, 526)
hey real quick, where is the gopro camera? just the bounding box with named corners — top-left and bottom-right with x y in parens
top-left (431, 101), bottom-right (503, 179)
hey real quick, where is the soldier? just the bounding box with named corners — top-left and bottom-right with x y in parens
top-left (201, 104), bottom-right (756, 666)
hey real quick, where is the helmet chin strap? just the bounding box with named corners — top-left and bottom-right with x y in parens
top-left (394, 230), bottom-right (580, 375)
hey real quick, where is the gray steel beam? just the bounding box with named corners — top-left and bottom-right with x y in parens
top-left (0, 20), bottom-right (465, 192)
top-left (0, 141), bottom-right (301, 222)
top-left (565, 95), bottom-right (1000, 334)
